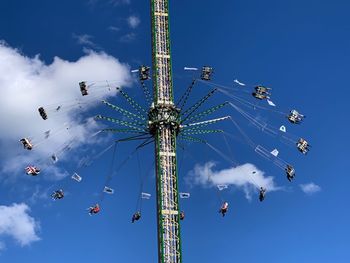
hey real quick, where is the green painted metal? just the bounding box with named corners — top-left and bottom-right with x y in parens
top-left (181, 129), bottom-right (224, 136)
top-left (95, 115), bottom-right (147, 131)
top-left (166, 0), bottom-right (174, 101)
top-left (182, 116), bottom-right (231, 130)
top-left (183, 102), bottom-right (229, 123)
top-left (181, 88), bottom-right (218, 122)
top-left (173, 135), bottom-right (183, 260)
top-left (178, 135), bottom-right (207, 144)
top-left (101, 128), bottom-right (147, 134)
top-left (140, 81), bottom-right (153, 106)
top-left (117, 134), bottom-right (152, 142)
top-left (155, 131), bottom-right (165, 262)
top-left (151, 0), bottom-right (182, 262)
top-left (102, 100), bottom-right (147, 121)
top-left (116, 87), bottom-right (148, 114)
top-left (176, 79), bottom-right (196, 110)
top-left (151, 0), bottom-right (158, 103)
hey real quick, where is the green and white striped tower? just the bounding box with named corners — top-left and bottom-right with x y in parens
top-left (149, 0), bottom-right (182, 262)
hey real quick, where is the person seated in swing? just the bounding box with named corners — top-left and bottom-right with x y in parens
top-left (252, 86), bottom-right (271, 100)
top-left (139, 65), bottom-right (150, 81)
top-left (25, 166), bottom-right (40, 176)
top-left (88, 204), bottom-right (100, 215)
top-left (180, 211), bottom-right (185, 221)
top-left (296, 138), bottom-right (310, 154)
top-left (219, 201), bottom-right (229, 217)
top-left (79, 81), bottom-right (88, 96)
top-left (20, 138), bottom-right (33, 150)
top-left (259, 187), bottom-right (266, 202)
top-left (132, 211), bottom-right (141, 223)
top-left (51, 189), bottom-right (64, 200)
top-left (288, 109), bottom-right (305, 124)
top-left (38, 107), bottom-right (48, 120)
top-left (200, 66), bottom-right (213, 81)
top-left (286, 165), bottom-right (295, 182)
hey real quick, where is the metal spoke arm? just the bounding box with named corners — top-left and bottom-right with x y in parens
top-left (182, 101), bottom-right (229, 124)
top-left (136, 137), bottom-right (155, 149)
top-left (181, 116), bottom-right (231, 129)
top-left (118, 136), bottom-right (153, 142)
top-left (95, 115), bottom-right (147, 131)
top-left (116, 87), bottom-right (148, 115)
top-left (178, 135), bottom-right (207, 144)
top-left (180, 88), bottom-right (217, 123)
top-left (102, 100), bottom-right (146, 121)
top-left (176, 79), bottom-right (196, 110)
top-left (140, 81), bottom-right (153, 106)
top-left (101, 128), bottom-right (147, 134)
top-left (116, 133), bottom-right (153, 142)
top-left (180, 129), bottom-right (223, 136)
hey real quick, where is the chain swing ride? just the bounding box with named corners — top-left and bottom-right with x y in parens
top-left (18, 1), bottom-right (311, 262)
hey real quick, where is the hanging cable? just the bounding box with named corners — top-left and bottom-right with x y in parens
top-left (199, 79), bottom-right (290, 116)
top-left (181, 88), bottom-right (217, 123)
top-left (99, 142), bottom-right (118, 202)
top-left (228, 102), bottom-right (299, 146)
top-left (229, 117), bottom-right (256, 149)
top-left (222, 132), bottom-right (239, 166)
top-left (135, 151), bottom-right (144, 212)
top-left (205, 141), bottom-right (262, 189)
top-left (98, 136), bottom-right (154, 202)
top-left (198, 78), bottom-right (251, 95)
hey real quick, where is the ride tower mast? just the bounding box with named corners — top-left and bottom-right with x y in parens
top-left (149, 0), bottom-right (182, 262)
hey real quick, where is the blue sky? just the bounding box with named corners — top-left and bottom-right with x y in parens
top-left (0, 0), bottom-right (349, 262)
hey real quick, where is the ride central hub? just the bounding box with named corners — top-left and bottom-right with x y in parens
top-left (148, 103), bottom-right (181, 135)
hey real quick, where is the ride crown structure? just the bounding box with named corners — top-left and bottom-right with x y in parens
top-left (96, 0), bottom-right (228, 262)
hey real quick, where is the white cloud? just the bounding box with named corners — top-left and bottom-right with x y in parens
top-left (187, 162), bottom-right (279, 200)
top-left (0, 203), bottom-right (40, 247)
top-left (119, 33), bottom-right (136, 43)
top-left (72, 33), bottom-right (98, 48)
top-left (88, 0), bottom-right (131, 7)
top-left (300, 182), bottom-right (321, 195)
top-left (28, 185), bottom-right (51, 204)
top-left (0, 241), bottom-right (5, 251)
top-left (127, 15), bottom-right (140, 29)
top-left (108, 26), bottom-right (121, 32)
top-left (0, 41), bottom-right (132, 179)
top-left (109, 0), bottom-right (131, 6)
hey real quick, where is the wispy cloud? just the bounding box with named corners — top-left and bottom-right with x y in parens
top-left (186, 162), bottom-right (279, 200)
top-left (119, 32), bottom-right (136, 43)
top-left (0, 241), bottom-right (5, 251)
top-left (127, 15), bottom-right (140, 29)
top-left (28, 185), bottom-right (50, 204)
top-left (88, 0), bottom-right (131, 7)
top-left (109, 0), bottom-right (131, 6)
top-left (87, 0), bottom-right (98, 6)
top-left (72, 33), bottom-right (98, 48)
top-left (111, 15), bottom-right (140, 42)
top-left (0, 203), bottom-right (40, 248)
top-left (300, 182), bottom-right (321, 195)
top-left (108, 26), bottom-right (121, 32)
